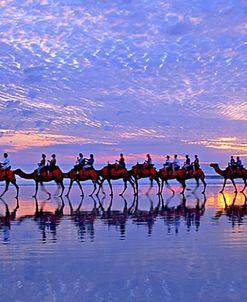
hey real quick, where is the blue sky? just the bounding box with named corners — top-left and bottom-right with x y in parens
top-left (0, 0), bottom-right (246, 165)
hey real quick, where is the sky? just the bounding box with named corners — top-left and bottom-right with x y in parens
top-left (0, 0), bottom-right (246, 166)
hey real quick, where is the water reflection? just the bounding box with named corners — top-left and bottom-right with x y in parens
top-left (0, 198), bottom-right (19, 242)
top-left (1, 187), bottom-right (247, 302)
top-left (213, 192), bottom-right (247, 228)
top-left (2, 190), bottom-right (247, 243)
top-left (17, 197), bottom-right (64, 243)
top-left (0, 191), bottom-right (211, 243)
top-left (158, 192), bottom-right (207, 234)
top-left (96, 195), bottom-right (128, 240)
top-left (67, 196), bottom-right (97, 242)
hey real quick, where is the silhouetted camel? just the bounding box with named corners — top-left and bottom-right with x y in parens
top-left (14, 168), bottom-right (65, 198)
top-left (63, 168), bottom-right (100, 197)
top-left (210, 163), bottom-right (247, 193)
top-left (130, 164), bottom-right (160, 195)
top-left (158, 167), bottom-right (206, 194)
top-left (96, 166), bottom-right (135, 196)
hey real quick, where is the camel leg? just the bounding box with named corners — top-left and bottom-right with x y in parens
top-left (146, 179), bottom-right (153, 195)
top-left (193, 178), bottom-right (200, 193)
top-left (156, 178), bottom-right (161, 195)
top-left (231, 178), bottom-right (238, 193)
top-left (240, 178), bottom-right (246, 193)
top-left (32, 181), bottom-right (39, 198)
top-left (201, 177), bottom-right (207, 194)
top-left (120, 180), bottom-right (127, 196)
top-left (98, 180), bottom-right (106, 195)
top-left (39, 181), bottom-right (51, 199)
top-left (135, 179), bottom-right (139, 195)
top-left (77, 180), bottom-right (84, 196)
top-left (180, 180), bottom-right (186, 194)
top-left (220, 178), bottom-right (227, 193)
top-left (59, 182), bottom-right (65, 197)
top-left (54, 182), bottom-right (61, 196)
top-left (165, 180), bottom-right (175, 194)
top-left (96, 179), bottom-right (104, 196)
top-left (160, 180), bottom-right (164, 194)
top-left (107, 179), bottom-right (113, 196)
top-left (127, 179), bottom-right (136, 196)
top-left (11, 180), bottom-right (20, 198)
top-left (65, 180), bottom-right (74, 197)
top-left (89, 181), bottom-right (97, 196)
top-left (0, 181), bottom-right (10, 198)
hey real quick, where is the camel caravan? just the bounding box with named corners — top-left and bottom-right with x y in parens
top-left (0, 152), bottom-right (246, 198)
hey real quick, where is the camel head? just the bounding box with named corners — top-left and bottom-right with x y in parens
top-left (210, 163), bottom-right (219, 168)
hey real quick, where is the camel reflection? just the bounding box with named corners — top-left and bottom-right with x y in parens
top-left (159, 192), bottom-right (207, 233)
top-left (17, 197), bottom-right (64, 242)
top-left (67, 196), bottom-right (97, 242)
top-left (0, 192), bottom-right (208, 243)
top-left (97, 195), bottom-right (128, 239)
top-left (0, 198), bottom-right (19, 242)
top-left (213, 192), bottom-right (247, 227)
top-left (129, 195), bottom-right (157, 237)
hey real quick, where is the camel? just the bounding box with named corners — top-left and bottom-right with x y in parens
top-left (158, 168), bottom-right (176, 194)
top-left (210, 163), bottom-right (247, 193)
top-left (64, 168), bottom-right (100, 197)
top-left (0, 169), bottom-right (19, 198)
top-left (130, 164), bottom-right (161, 195)
top-left (14, 168), bottom-right (65, 198)
top-left (158, 167), bottom-right (206, 194)
top-left (96, 165), bottom-right (136, 196)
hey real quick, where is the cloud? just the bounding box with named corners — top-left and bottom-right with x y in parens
top-left (182, 137), bottom-right (247, 155)
top-left (0, 130), bottom-right (115, 151)
top-left (0, 1), bottom-right (246, 163)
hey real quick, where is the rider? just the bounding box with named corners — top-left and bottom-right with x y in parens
top-left (164, 155), bottom-right (172, 172)
top-left (0, 153), bottom-right (11, 171)
top-left (116, 153), bottom-right (126, 169)
top-left (172, 154), bottom-right (180, 172)
top-left (48, 154), bottom-right (57, 172)
top-left (183, 155), bottom-right (191, 173)
top-left (236, 156), bottom-right (243, 170)
top-left (74, 153), bottom-right (85, 171)
top-left (144, 154), bottom-right (152, 169)
top-left (37, 154), bottom-right (46, 176)
top-left (229, 156), bottom-right (236, 173)
top-left (84, 154), bottom-right (94, 169)
top-left (193, 155), bottom-right (200, 171)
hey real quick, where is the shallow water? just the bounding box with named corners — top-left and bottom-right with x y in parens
top-left (0, 182), bottom-right (247, 302)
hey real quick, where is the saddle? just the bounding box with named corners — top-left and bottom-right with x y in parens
top-left (79, 168), bottom-right (95, 178)
top-left (48, 168), bottom-right (60, 178)
top-left (36, 167), bottom-right (60, 179)
top-left (0, 166), bottom-right (11, 175)
top-left (110, 168), bottom-right (124, 177)
top-left (0, 168), bottom-right (12, 179)
top-left (0, 168), bottom-right (6, 178)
